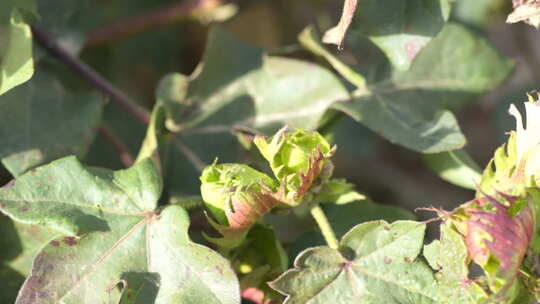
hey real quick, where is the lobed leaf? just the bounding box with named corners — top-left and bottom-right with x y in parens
top-left (271, 220), bottom-right (438, 304)
top-left (0, 157), bottom-right (240, 303)
top-left (288, 199), bottom-right (415, 260)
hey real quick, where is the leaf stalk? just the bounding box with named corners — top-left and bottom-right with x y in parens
top-left (310, 204), bottom-right (339, 249)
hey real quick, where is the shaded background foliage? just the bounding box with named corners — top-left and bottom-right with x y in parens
top-left (0, 0), bottom-right (537, 302)
top-left (20, 0), bottom-right (526, 222)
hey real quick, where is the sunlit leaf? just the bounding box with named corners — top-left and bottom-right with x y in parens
top-left (271, 220), bottom-right (437, 303)
top-left (333, 23), bottom-right (513, 153)
top-left (0, 9), bottom-right (33, 95)
top-left (288, 199), bottom-right (415, 261)
top-left (0, 157), bottom-right (240, 303)
top-left (424, 223), bottom-right (487, 303)
top-left (423, 150), bottom-right (482, 190)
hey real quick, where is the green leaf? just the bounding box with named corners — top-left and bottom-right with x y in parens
top-left (84, 101), bottom-right (146, 171)
top-left (165, 26), bottom-right (349, 131)
top-left (0, 156), bottom-right (161, 235)
top-left (423, 150), bottom-right (482, 190)
top-left (159, 26), bottom-right (349, 196)
top-left (0, 215), bottom-right (60, 303)
top-left (0, 72), bottom-right (104, 176)
top-left (0, 8), bottom-right (33, 96)
top-left (424, 223), bottom-right (487, 303)
top-left (288, 199), bottom-right (415, 261)
top-left (17, 205), bottom-right (240, 304)
top-left (234, 224), bottom-right (287, 301)
top-left (0, 157), bottom-right (240, 303)
top-left (326, 0), bottom-right (451, 71)
top-left (34, 0), bottom-right (95, 57)
top-left (0, 0), bottom-right (37, 25)
top-left (327, 201), bottom-right (414, 235)
top-left (333, 23), bottom-right (513, 153)
top-left (135, 102), bottom-right (167, 169)
top-left (300, 25), bottom-right (367, 90)
top-left (0, 215), bottom-right (60, 276)
top-left (453, 0), bottom-right (506, 29)
top-left (271, 220), bottom-right (437, 304)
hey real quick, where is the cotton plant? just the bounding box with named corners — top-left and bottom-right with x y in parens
top-left (200, 127), bottom-right (359, 249)
top-left (429, 93), bottom-right (540, 302)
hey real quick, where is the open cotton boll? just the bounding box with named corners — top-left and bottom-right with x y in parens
top-left (509, 98), bottom-right (540, 181)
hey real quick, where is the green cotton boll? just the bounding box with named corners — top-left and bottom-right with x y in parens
top-left (254, 127), bottom-right (335, 205)
top-left (256, 127), bottom-right (332, 179)
top-left (199, 163), bottom-right (279, 228)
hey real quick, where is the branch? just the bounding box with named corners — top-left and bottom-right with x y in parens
top-left (84, 0), bottom-right (221, 48)
top-left (31, 26), bottom-right (151, 125)
top-left (98, 126), bottom-right (135, 167)
top-left (172, 136), bottom-right (207, 172)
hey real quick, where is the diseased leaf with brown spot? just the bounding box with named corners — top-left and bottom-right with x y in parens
top-left (0, 215), bottom-right (60, 303)
top-left (0, 157), bottom-right (240, 304)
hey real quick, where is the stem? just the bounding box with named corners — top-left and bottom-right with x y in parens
top-left (30, 26), bottom-right (151, 125)
top-left (84, 0), bottom-right (209, 48)
top-left (98, 126), bottom-right (135, 167)
top-left (172, 136), bottom-right (207, 172)
top-left (310, 204), bottom-right (339, 249)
